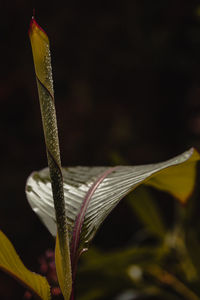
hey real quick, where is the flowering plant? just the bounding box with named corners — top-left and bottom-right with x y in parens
top-left (0, 18), bottom-right (200, 300)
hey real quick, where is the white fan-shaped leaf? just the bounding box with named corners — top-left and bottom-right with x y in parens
top-left (26, 148), bottom-right (199, 255)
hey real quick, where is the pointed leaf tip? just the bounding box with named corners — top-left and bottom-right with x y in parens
top-left (29, 17), bottom-right (53, 95)
top-left (29, 17), bottom-right (48, 41)
top-left (146, 147), bottom-right (200, 204)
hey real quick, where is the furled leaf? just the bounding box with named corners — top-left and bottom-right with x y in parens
top-left (76, 246), bottom-right (172, 300)
top-left (29, 18), bottom-right (72, 299)
top-left (26, 148), bottom-right (200, 265)
top-left (0, 230), bottom-right (51, 300)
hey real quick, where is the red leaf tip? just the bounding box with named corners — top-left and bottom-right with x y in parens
top-left (28, 16), bottom-right (47, 37)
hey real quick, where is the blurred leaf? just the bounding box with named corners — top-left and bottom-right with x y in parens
top-left (0, 230), bottom-right (51, 300)
top-left (146, 266), bottom-right (199, 300)
top-left (185, 229), bottom-right (200, 279)
top-left (77, 246), bottom-right (159, 300)
top-left (77, 245), bottom-right (183, 300)
top-left (128, 185), bottom-right (166, 238)
top-left (76, 285), bottom-right (113, 300)
top-left (79, 246), bottom-right (159, 274)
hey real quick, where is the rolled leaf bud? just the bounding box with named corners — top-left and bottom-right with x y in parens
top-left (29, 18), bottom-right (72, 300)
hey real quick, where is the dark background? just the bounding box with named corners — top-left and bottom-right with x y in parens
top-left (1, 0), bottom-right (200, 298)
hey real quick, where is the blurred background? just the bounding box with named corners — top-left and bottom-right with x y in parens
top-left (1, 0), bottom-right (200, 299)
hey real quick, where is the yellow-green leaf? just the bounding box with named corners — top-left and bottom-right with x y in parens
top-left (145, 148), bottom-right (200, 203)
top-left (0, 230), bottom-right (51, 300)
top-left (55, 234), bottom-right (72, 300)
top-left (128, 185), bottom-right (166, 238)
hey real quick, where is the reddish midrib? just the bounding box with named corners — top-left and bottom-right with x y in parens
top-left (70, 166), bottom-right (118, 274)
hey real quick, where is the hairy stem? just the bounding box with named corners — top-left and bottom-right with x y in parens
top-left (29, 18), bottom-right (72, 299)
